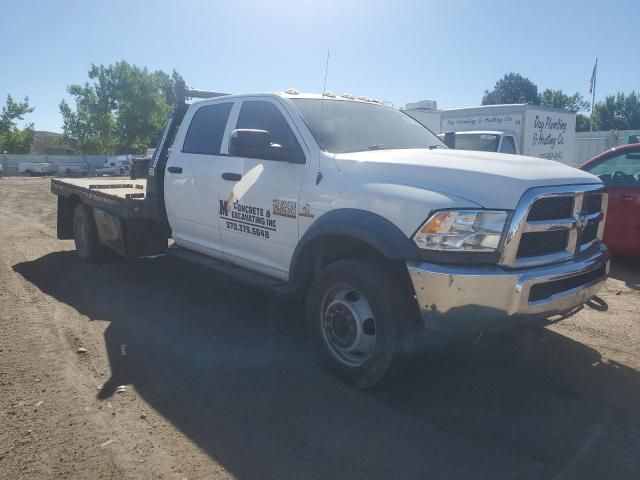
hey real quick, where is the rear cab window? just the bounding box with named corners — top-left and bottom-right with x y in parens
top-left (183, 102), bottom-right (234, 155)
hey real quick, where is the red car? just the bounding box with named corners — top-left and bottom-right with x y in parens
top-left (580, 143), bottom-right (640, 256)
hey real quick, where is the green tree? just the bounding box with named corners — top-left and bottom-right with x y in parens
top-left (576, 113), bottom-right (591, 132)
top-left (540, 89), bottom-right (590, 112)
top-left (0, 95), bottom-right (35, 153)
top-left (482, 73), bottom-right (540, 105)
top-left (591, 91), bottom-right (640, 131)
top-left (60, 61), bottom-right (182, 154)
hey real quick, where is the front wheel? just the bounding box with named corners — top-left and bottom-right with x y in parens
top-left (306, 259), bottom-right (415, 388)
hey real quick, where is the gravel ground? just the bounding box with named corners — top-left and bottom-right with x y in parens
top-left (1, 177), bottom-right (639, 480)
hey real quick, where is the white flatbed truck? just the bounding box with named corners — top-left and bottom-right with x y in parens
top-left (51, 81), bottom-right (609, 387)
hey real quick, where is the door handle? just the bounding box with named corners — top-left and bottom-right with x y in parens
top-left (167, 166), bottom-right (182, 174)
top-left (222, 172), bottom-right (242, 181)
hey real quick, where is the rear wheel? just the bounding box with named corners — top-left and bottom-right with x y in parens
top-left (307, 259), bottom-right (415, 388)
top-left (73, 204), bottom-right (103, 261)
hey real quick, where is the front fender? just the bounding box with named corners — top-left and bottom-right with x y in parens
top-left (289, 208), bottom-right (421, 286)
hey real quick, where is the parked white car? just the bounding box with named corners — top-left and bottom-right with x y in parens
top-left (96, 160), bottom-right (130, 176)
top-left (56, 162), bottom-right (90, 177)
top-left (19, 162), bottom-right (56, 176)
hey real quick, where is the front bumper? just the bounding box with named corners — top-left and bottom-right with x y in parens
top-left (407, 245), bottom-right (610, 333)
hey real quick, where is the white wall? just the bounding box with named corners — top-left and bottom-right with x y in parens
top-left (575, 130), bottom-right (640, 165)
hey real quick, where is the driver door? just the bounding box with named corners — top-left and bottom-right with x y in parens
top-left (217, 98), bottom-right (310, 279)
top-left (584, 149), bottom-right (640, 255)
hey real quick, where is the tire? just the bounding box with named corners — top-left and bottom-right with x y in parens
top-left (306, 259), bottom-right (415, 388)
top-left (73, 204), bottom-right (103, 261)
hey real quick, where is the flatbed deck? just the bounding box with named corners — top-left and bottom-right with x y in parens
top-left (51, 177), bottom-right (162, 222)
top-left (51, 176), bottom-right (168, 257)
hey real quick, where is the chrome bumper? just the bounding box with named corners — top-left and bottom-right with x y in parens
top-left (407, 245), bottom-right (610, 333)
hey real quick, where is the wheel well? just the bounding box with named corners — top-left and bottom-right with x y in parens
top-left (291, 235), bottom-right (413, 295)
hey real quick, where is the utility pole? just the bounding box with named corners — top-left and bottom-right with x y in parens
top-left (590, 58), bottom-right (598, 132)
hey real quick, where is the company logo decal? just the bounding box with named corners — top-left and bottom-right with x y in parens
top-left (219, 200), bottom-right (276, 239)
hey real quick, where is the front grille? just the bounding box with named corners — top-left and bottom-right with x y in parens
top-left (501, 186), bottom-right (607, 268)
top-left (529, 266), bottom-right (606, 302)
top-left (584, 194), bottom-right (602, 214)
top-left (527, 196), bottom-right (573, 221)
top-left (517, 230), bottom-right (568, 258)
top-left (580, 222), bottom-right (598, 245)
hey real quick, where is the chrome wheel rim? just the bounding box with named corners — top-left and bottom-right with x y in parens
top-left (320, 284), bottom-right (376, 367)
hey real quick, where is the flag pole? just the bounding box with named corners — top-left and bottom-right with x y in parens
top-left (590, 58), bottom-right (597, 132)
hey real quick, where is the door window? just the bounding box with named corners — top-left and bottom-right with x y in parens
top-left (235, 101), bottom-right (304, 161)
top-left (500, 136), bottom-right (517, 154)
top-left (182, 102), bottom-right (233, 155)
top-left (585, 150), bottom-right (640, 186)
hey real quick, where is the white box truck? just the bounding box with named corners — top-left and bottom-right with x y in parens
top-left (440, 104), bottom-right (577, 165)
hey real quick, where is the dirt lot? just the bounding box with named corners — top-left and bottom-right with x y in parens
top-left (1, 177), bottom-right (639, 480)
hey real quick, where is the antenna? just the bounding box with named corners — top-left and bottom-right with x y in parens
top-left (320, 50), bottom-right (330, 120)
top-left (319, 49), bottom-right (330, 151)
top-left (322, 49), bottom-right (330, 94)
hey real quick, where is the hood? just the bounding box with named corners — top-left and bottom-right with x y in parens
top-left (333, 149), bottom-right (601, 208)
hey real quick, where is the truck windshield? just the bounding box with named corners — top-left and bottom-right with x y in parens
top-left (453, 133), bottom-right (500, 152)
top-left (292, 99), bottom-right (445, 154)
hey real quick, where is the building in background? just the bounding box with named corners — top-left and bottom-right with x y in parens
top-left (31, 131), bottom-right (75, 155)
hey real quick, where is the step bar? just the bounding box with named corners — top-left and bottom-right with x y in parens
top-left (166, 245), bottom-right (295, 296)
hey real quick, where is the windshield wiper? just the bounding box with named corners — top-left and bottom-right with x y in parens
top-left (367, 145), bottom-right (416, 151)
top-left (428, 144), bottom-right (446, 150)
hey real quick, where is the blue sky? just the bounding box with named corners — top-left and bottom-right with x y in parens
top-left (1, 0), bottom-right (637, 132)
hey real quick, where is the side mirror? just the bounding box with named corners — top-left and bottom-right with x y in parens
top-left (229, 129), bottom-right (305, 164)
top-left (443, 132), bottom-right (456, 149)
top-left (229, 129), bottom-right (271, 158)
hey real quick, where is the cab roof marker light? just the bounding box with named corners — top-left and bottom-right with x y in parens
top-left (341, 93), bottom-right (354, 99)
top-left (356, 96), bottom-right (371, 102)
top-left (285, 88), bottom-right (299, 95)
top-left (323, 91), bottom-right (336, 98)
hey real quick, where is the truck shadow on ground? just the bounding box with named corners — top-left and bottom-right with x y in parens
top-left (14, 252), bottom-right (640, 480)
top-left (609, 256), bottom-right (640, 291)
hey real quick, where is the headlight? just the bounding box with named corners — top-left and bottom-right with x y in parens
top-left (413, 210), bottom-right (509, 252)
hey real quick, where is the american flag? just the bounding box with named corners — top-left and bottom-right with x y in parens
top-left (589, 59), bottom-right (598, 94)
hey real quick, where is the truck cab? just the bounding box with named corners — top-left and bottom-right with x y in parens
top-left (439, 130), bottom-right (519, 154)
